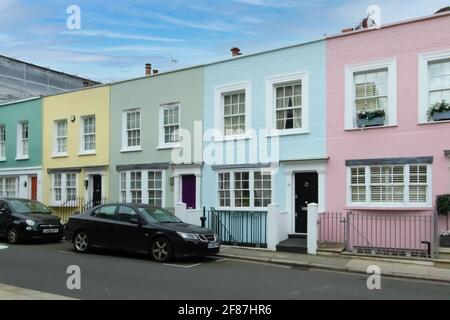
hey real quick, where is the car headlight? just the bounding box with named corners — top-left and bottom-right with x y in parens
top-left (25, 219), bottom-right (36, 226)
top-left (177, 232), bottom-right (198, 240)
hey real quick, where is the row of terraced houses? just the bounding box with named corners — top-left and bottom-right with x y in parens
top-left (1, 10), bottom-right (449, 257)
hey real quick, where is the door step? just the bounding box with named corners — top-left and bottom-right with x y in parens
top-left (276, 237), bottom-right (307, 254)
top-left (288, 234), bottom-right (307, 239)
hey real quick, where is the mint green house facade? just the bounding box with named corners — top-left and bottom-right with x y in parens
top-left (0, 97), bottom-right (43, 200)
top-left (109, 67), bottom-right (204, 221)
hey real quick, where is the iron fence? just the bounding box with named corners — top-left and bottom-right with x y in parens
top-left (204, 208), bottom-right (267, 248)
top-left (318, 211), bottom-right (437, 258)
top-left (50, 198), bottom-right (107, 223)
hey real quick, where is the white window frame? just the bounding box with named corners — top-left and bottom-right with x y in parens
top-left (119, 170), bottom-right (166, 206)
top-left (121, 109), bottom-right (142, 152)
top-left (53, 119), bottom-right (68, 157)
top-left (345, 59), bottom-right (397, 130)
top-left (158, 103), bottom-right (181, 149)
top-left (147, 171), bottom-right (164, 207)
top-left (80, 115), bottom-right (96, 154)
top-left (346, 164), bottom-right (432, 208)
top-left (266, 72), bottom-right (309, 135)
top-left (217, 169), bottom-right (273, 210)
top-left (214, 82), bottom-right (252, 141)
top-left (50, 173), bottom-right (78, 205)
top-left (16, 121), bottom-right (29, 160)
top-left (0, 177), bottom-right (19, 197)
top-left (418, 49), bottom-right (450, 123)
top-left (0, 124), bottom-right (6, 161)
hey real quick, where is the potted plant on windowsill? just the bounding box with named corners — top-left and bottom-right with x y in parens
top-left (428, 101), bottom-right (450, 121)
top-left (436, 194), bottom-right (450, 247)
top-left (356, 109), bottom-right (386, 128)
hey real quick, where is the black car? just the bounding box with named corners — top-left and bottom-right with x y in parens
top-left (0, 198), bottom-right (64, 244)
top-left (65, 203), bottom-right (220, 262)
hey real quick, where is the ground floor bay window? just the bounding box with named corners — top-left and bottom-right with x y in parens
top-left (347, 157), bottom-right (432, 208)
top-left (0, 177), bottom-right (19, 197)
top-left (119, 170), bottom-right (165, 207)
top-left (217, 170), bottom-right (272, 210)
top-left (50, 173), bottom-right (78, 205)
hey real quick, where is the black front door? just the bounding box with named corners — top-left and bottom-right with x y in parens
top-left (92, 175), bottom-right (102, 205)
top-left (295, 172), bottom-right (318, 233)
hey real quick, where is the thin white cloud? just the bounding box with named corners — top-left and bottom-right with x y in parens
top-left (60, 29), bottom-right (183, 42)
top-left (235, 0), bottom-right (300, 7)
top-left (152, 12), bottom-right (234, 32)
top-left (0, 0), bottom-right (14, 12)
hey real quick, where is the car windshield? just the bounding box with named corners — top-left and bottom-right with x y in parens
top-left (137, 207), bottom-right (182, 223)
top-left (8, 199), bottom-right (52, 214)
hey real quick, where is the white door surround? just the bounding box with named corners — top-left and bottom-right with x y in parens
top-left (83, 168), bottom-right (106, 203)
top-left (283, 160), bottom-right (327, 235)
top-left (172, 164), bottom-right (202, 211)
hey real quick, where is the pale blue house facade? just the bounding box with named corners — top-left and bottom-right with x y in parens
top-left (201, 40), bottom-right (327, 248)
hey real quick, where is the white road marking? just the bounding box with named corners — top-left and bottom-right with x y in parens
top-left (0, 244), bottom-right (8, 250)
top-left (163, 263), bottom-right (202, 268)
top-left (58, 250), bottom-right (76, 254)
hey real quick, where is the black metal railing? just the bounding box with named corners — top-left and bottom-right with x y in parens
top-left (204, 208), bottom-right (267, 248)
top-left (50, 197), bottom-right (107, 223)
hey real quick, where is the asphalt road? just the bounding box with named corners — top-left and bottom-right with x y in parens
top-left (0, 241), bottom-right (449, 300)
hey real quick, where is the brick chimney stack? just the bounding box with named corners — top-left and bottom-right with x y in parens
top-left (231, 47), bottom-right (242, 57)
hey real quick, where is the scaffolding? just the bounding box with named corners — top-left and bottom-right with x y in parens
top-left (0, 55), bottom-right (99, 104)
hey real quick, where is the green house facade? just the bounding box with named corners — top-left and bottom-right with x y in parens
top-left (109, 66), bottom-right (204, 220)
top-left (0, 97), bottom-right (43, 200)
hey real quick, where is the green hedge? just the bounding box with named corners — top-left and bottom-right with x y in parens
top-left (436, 194), bottom-right (450, 216)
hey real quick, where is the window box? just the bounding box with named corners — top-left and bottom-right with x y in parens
top-left (432, 110), bottom-right (450, 121)
top-left (356, 116), bottom-right (385, 128)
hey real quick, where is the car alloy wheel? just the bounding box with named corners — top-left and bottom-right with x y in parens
top-left (7, 228), bottom-right (19, 244)
top-left (74, 232), bottom-right (89, 253)
top-left (151, 238), bottom-right (172, 262)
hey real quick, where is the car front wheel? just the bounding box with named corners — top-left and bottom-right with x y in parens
top-left (74, 231), bottom-right (90, 253)
top-left (151, 237), bottom-right (173, 262)
top-left (7, 228), bottom-right (19, 244)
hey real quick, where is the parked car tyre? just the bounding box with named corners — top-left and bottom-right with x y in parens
top-left (151, 237), bottom-right (173, 262)
top-left (7, 228), bottom-right (19, 244)
top-left (74, 231), bottom-right (90, 253)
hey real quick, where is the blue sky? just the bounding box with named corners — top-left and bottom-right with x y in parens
top-left (0, 0), bottom-right (448, 82)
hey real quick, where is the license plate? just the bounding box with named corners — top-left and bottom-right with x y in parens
top-left (43, 228), bottom-right (59, 234)
top-left (208, 242), bottom-right (219, 249)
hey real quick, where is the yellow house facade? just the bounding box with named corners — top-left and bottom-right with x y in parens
top-left (42, 85), bottom-right (110, 212)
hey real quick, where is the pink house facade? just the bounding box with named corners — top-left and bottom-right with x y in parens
top-left (325, 12), bottom-right (450, 253)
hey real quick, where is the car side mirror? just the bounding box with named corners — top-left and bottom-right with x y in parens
top-left (0, 208), bottom-right (7, 214)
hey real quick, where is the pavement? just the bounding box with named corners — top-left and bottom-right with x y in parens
top-left (0, 283), bottom-right (74, 300)
top-left (0, 241), bottom-right (449, 299)
top-left (217, 246), bottom-right (450, 283)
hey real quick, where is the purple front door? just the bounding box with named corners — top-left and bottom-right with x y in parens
top-left (182, 175), bottom-right (196, 209)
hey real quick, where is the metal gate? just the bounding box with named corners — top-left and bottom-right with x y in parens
top-left (318, 211), bottom-right (437, 258)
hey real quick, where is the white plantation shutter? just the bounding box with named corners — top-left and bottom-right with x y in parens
top-left (354, 69), bottom-right (388, 114)
top-left (350, 164), bottom-right (430, 206)
top-left (409, 165), bottom-right (428, 203)
top-left (428, 59), bottom-right (450, 106)
top-left (350, 167), bottom-right (366, 202)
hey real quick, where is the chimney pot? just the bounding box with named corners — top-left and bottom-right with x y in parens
top-left (153, 69), bottom-right (159, 75)
top-left (231, 47), bottom-right (242, 57)
top-left (145, 63), bottom-right (152, 76)
top-left (341, 27), bottom-right (354, 33)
